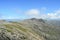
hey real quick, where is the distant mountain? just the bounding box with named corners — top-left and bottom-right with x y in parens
top-left (0, 18), bottom-right (60, 40)
top-left (47, 19), bottom-right (60, 26)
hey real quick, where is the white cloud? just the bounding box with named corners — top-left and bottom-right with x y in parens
top-left (36, 9), bottom-right (60, 19)
top-left (26, 9), bottom-right (40, 15)
top-left (0, 16), bottom-right (20, 19)
top-left (47, 10), bottom-right (60, 19)
top-left (25, 9), bottom-right (60, 19)
top-left (47, 13), bottom-right (57, 17)
top-left (1, 8), bottom-right (60, 19)
top-left (25, 9), bottom-right (41, 18)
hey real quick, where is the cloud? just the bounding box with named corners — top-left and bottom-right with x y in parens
top-left (33, 9), bottom-right (60, 19)
top-left (47, 13), bottom-right (57, 18)
top-left (0, 16), bottom-right (20, 19)
top-left (25, 9), bottom-right (60, 19)
top-left (26, 9), bottom-right (40, 15)
top-left (25, 9), bottom-right (40, 18)
top-left (0, 8), bottom-right (60, 19)
top-left (47, 10), bottom-right (60, 19)
top-left (39, 10), bottom-right (60, 19)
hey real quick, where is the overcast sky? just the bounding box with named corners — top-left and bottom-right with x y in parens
top-left (0, 0), bottom-right (60, 19)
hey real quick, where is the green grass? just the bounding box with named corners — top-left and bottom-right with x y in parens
top-left (4, 24), bottom-right (13, 29)
top-left (3, 23), bottom-right (27, 32)
top-left (6, 29), bottom-right (13, 32)
top-left (0, 28), bottom-right (12, 33)
top-left (12, 24), bottom-right (27, 32)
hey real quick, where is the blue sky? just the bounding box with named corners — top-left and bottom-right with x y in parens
top-left (0, 0), bottom-right (60, 19)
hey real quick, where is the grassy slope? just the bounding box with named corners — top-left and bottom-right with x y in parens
top-left (0, 22), bottom-right (43, 40)
top-left (0, 19), bottom-right (60, 40)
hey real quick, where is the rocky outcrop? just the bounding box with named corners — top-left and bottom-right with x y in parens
top-left (0, 18), bottom-right (60, 40)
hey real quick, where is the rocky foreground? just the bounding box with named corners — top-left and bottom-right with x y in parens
top-left (0, 18), bottom-right (60, 40)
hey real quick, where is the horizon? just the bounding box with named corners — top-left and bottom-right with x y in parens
top-left (0, 0), bottom-right (60, 19)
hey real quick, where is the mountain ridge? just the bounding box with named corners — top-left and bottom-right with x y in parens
top-left (0, 18), bottom-right (60, 40)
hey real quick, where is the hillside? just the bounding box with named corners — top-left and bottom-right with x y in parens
top-left (0, 18), bottom-right (60, 40)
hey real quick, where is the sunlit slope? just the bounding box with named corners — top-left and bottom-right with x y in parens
top-left (0, 20), bottom-right (44, 40)
top-left (0, 18), bottom-right (60, 40)
top-left (19, 18), bottom-right (60, 40)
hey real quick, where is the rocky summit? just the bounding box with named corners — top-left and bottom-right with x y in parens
top-left (0, 18), bottom-right (60, 40)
